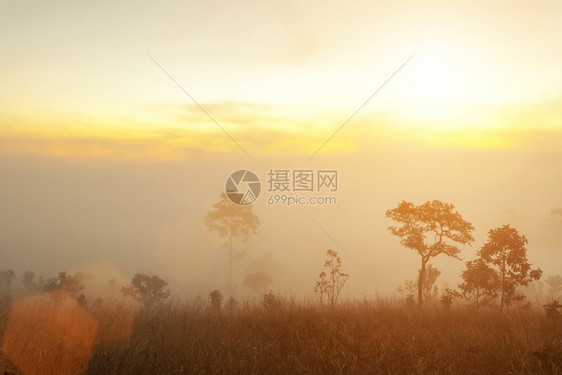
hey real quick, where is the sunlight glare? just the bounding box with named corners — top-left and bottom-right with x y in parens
top-left (410, 51), bottom-right (457, 97)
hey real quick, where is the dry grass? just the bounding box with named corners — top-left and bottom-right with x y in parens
top-left (1, 295), bottom-right (561, 374)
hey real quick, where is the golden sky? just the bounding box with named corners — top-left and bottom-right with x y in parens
top-left (1, 0), bottom-right (561, 159)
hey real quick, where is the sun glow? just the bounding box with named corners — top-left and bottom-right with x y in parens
top-left (392, 48), bottom-right (481, 122)
top-left (411, 51), bottom-right (458, 97)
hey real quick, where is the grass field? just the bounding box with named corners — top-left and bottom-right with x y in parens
top-left (1, 294), bottom-right (561, 374)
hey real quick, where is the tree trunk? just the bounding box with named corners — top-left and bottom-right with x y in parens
top-left (229, 216), bottom-right (233, 290)
top-left (418, 258), bottom-right (427, 308)
top-left (330, 268), bottom-right (335, 309)
top-left (500, 255), bottom-right (506, 314)
top-left (476, 288), bottom-right (480, 313)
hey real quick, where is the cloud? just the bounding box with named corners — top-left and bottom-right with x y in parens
top-left (0, 105), bottom-right (358, 160)
top-left (2, 96), bottom-right (562, 160)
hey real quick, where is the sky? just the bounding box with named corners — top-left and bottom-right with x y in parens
top-left (1, 0), bottom-right (561, 301)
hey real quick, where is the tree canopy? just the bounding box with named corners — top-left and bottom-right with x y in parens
top-left (386, 200), bottom-right (474, 308)
top-left (478, 225), bottom-right (542, 313)
top-left (459, 258), bottom-right (499, 312)
top-left (121, 273), bottom-right (170, 308)
top-left (204, 193), bottom-right (260, 243)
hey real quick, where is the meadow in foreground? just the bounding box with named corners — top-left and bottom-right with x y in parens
top-left (2, 294), bottom-right (561, 375)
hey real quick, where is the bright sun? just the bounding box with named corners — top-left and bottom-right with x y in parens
top-left (410, 51), bottom-right (457, 97)
top-left (398, 50), bottom-right (472, 121)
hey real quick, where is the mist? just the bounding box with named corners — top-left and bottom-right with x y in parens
top-left (1, 142), bottom-right (560, 302)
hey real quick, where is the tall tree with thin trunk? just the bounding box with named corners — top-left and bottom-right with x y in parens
top-left (478, 225), bottom-right (542, 313)
top-left (205, 193), bottom-right (260, 290)
top-left (386, 200), bottom-right (474, 308)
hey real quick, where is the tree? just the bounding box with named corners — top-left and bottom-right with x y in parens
top-left (313, 249), bottom-right (349, 308)
top-left (544, 300), bottom-right (562, 325)
top-left (400, 265), bottom-right (440, 306)
top-left (43, 271), bottom-right (87, 305)
top-left (0, 269), bottom-right (15, 296)
top-left (43, 271), bottom-right (86, 296)
top-left (121, 273), bottom-right (169, 308)
top-left (397, 280), bottom-right (417, 308)
top-left (479, 225), bottom-right (542, 313)
top-left (225, 296), bottom-right (239, 314)
top-left (22, 271), bottom-right (43, 293)
top-left (419, 264), bottom-right (441, 302)
top-left (261, 291), bottom-right (281, 311)
top-left (205, 193), bottom-right (260, 290)
top-left (386, 200), bottom-right (474, 308)
top-left (545, 275), bottom-right (562, 299)
top-left (440, 288), bottom-right (462, 311)
top-left (459, 258), bottom-right (499, 312)
top-left (208, 289), bottom-right (223, 313)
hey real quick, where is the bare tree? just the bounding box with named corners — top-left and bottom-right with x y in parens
top-left (386, 200), bottom-right (474, 308)
top-left (205, 193), bottom-right (260, 290)
top-left (314, 249), bottom-right (349, 308)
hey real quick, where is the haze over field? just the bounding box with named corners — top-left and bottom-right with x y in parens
top-left (1, 0), bottom-right (561, 301)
